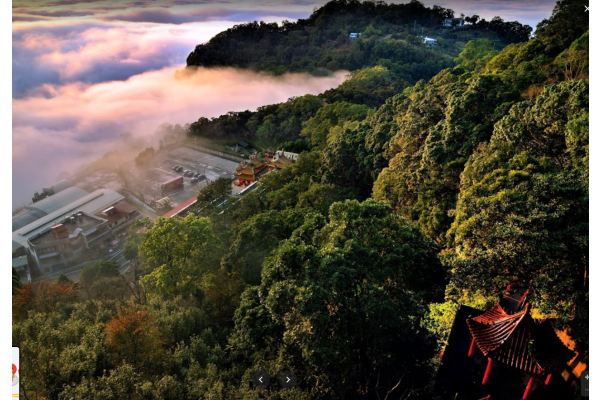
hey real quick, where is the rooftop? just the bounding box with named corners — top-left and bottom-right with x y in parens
top-left (467, 303), bottom-right (576, 376)
top-left (95, 201), bottom-right (137, 224)
top-left (436, 284), bottom-right (580, 400)
top-left (436, 305), bottom-right (578, 400)
top-left (30, 212), bottom-right (106, 247)
top-left (13, 187), bottom-right (89, 232)
top-left (13, 189), bottom-right (124, 252)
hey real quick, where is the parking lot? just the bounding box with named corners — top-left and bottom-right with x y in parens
top-left (122, 146), bottom-right (240, 212)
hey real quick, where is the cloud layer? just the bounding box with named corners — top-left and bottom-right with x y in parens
top-left (12, 67), bottom-right (348, 205)
top-left (13, 21), bottom-right (252, 97)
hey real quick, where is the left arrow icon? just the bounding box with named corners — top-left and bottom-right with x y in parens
top-left (252, 371), bottom-right (270, 389)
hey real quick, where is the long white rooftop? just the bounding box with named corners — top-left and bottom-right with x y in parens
top-left (12, 189), bottom-right (124, 252)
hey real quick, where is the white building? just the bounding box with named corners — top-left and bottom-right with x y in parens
top-left (424, 37), bottom-right (438, 46)
top-left (443, 18), bottom-right (464, 28)
top-left (13, 186), bottom-right (89, 232)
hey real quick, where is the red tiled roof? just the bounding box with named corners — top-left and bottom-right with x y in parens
top-left (467, 303), bottom-right (576, 375)
top-left (162, 194), bottom-right (198, 218)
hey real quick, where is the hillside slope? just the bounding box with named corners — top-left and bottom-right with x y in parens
top-left (186, 0), bottom-right (531, 84)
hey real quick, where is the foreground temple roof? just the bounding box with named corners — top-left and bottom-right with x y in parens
top-left (466, 303), bottom-right (576, 376)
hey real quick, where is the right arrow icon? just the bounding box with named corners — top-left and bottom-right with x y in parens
top-left (279, 370), bottom-right (297, 389)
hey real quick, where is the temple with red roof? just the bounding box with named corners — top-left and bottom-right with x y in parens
top-left (233, 151), bottom-right (296, 186)
top-left (435, 286), bottom-right (580, 400)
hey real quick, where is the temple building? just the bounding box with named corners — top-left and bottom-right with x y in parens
top-left (233, 157), bottom-right (270, 186)
top-left (234, 151), bottom-right (296, 186)
top-left (436, 286), bottom-right (582, 400)
top-left (266, 150), bottom-right (294, 170)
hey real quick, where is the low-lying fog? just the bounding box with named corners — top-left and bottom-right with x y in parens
top-left (12, 66), bottom-right (348, 206)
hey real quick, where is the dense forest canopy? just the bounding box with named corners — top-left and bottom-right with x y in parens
top-left (187, 0), bottom-right (532, 76)
top-left (13, 0), bottom-right (588, 399)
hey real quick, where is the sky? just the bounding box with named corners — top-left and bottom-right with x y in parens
top-left (11, 0), bottom-right (558, 206)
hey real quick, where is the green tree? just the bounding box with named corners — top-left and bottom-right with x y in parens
top-left (454, 39), bottom-right (498, 72)
top-left (14, 309), bottom-right (107, 399)
top-left (554, 31), bottom-right (589, 81)
top-left (139, 214), bottom-right (222, 298)
top-left (56, 273), bottom-right (73, 285)
top-left (223, 209), bottom-right (306, 285)
top-left (124, 218), bottom-right (152, 262)
top-left (231, 200), bottom-right (444, 398)
top-left (446, 80), bottom-right (588, 347)
top-left (80, 261), bottom-right (120, 295)
top-left (61, 364), bottom-right (142, 400)
top-left (196, 177), bottom-right (233, 211)
top-left (301, 101), bottom-right (371, 148)
top-left (134, 147), bottom-right (156, 165)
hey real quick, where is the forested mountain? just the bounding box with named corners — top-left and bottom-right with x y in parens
top-left (186, 0), bottom-right (533, 148)
top-left (13, 1), bottom-right (588, 399)
top-left (187, 0), bottom-right (531, 79)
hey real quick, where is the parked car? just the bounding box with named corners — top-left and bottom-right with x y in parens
top-left (191, 177), bottom-right (198, 183)
top-left (172, 165), bottom-right (179, 171)
top-left (176, 166), bottom-right (184, 172)
top-left (198, 174), bottom-right (206, 181)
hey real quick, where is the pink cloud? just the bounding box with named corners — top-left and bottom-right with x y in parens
top-left (14, 21), bottom-right (238, 95)
top-left (12, 66), bottom-right (348, 204)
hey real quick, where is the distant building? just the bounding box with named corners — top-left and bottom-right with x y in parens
top-left (234, 157), bottom-right (270, 186)
top-left (266, 150), bottom-right (294, 170)
top-left (424, 37), bottom-right (438, 47)
top-left (349, 32), bottom-right (362, 40)
top-left (14, 186), bottom-right (89, 232)
top-left (29, 212), bottom-right (110, 274)
top-left (443, 18), bottom-right (464, 28)
top-left (237, 141), bottom-right (252, 150)
top-left (12, 256), bottom-right (29, 283)
top-left (95, 201), bottom-right (137, 229)
top-left (12, 189), bottom-right (135, 280)
top-left (233, 150), bottom-right (297, 187)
